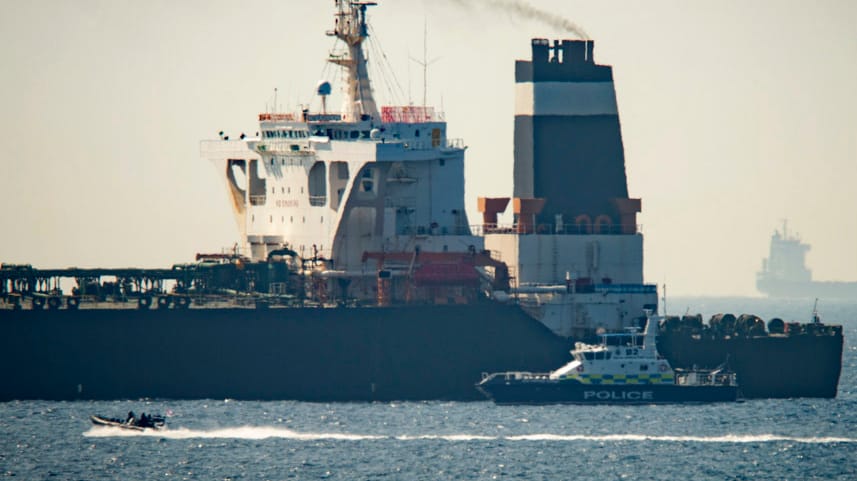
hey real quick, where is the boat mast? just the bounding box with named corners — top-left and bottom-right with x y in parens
top-left (328, 1), bottom-right (379, 123)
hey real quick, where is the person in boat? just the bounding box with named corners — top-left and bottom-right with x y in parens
top-left (126, 411), bottom-right (136, 425)
top-left (138, 413), bottom-right (151, 428)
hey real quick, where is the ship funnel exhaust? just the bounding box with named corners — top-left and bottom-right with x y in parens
top-left (449, 0), bottom-right (588, 39)
top-left (513, 36), bottom-right (640, 231)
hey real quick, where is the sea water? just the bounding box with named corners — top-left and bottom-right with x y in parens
top-left (2, 297), bottom-right (855, 480)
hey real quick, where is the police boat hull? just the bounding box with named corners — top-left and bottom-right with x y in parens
top-left (476, 375), bottom-right (739, 405)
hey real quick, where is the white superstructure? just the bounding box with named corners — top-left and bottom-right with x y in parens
top-left (201, 1), bottom-right (478, 277)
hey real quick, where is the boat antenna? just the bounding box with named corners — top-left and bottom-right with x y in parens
top-left (662, 283), bottom-right (667, 316)
top-left (274, 88), bottom-right (278, 113)
top-left (811, 298), bottom-right (821, 324)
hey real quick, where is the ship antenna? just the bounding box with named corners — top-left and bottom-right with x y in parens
top-left (409, 19), bottom-right (439, 108)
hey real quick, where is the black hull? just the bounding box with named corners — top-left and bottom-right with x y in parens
top-left (477, 378), bottom-right (738, 405)
top-left (657, 332), bottom-right (843, 398)
top-left (0, 304), bottom-right (842, 401)
top-left (0, 303), bottom-right (571, 401)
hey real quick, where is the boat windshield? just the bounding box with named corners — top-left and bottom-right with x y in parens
top-left (600, 333), bottom-right (643, 347)
top-left (582, 351), bottom-right (612, 360)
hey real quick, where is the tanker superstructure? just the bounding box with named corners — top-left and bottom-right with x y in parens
top-left (204, 1), bottom-right (477, 282)
top-left (0, 1), bottom-right (842, 401)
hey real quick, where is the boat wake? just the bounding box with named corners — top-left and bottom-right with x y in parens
top-left (84, 426), bottom-right (856, 444)
top-left (84, 425), bottom-right (383, 440)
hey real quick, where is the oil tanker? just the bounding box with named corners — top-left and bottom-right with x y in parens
top-left (0, 1), bottom-right (842, 401)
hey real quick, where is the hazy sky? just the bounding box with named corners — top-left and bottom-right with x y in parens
top-left (1, 0), bottom-right (855, 296)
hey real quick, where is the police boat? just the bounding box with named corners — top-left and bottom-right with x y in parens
top-left (476, 313), bottom-right (740, 405)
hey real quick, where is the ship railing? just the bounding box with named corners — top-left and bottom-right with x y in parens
top-left (675, 369), bottom-right (736, 387)
top-left (472, 223), bottom-right (643, 236)
top-left (259, 112), bottom-right (296, 121)
top-left (257, 141), bottom-right (314, 154)
top-left (397, 225), bottom-right (475, 236)
top-left (593, 284), bottom-right (658, 294)
top-left (249, 195), bottom-right (266, 206)
top-left (400, 138), bottom-right (465, 151)
top-left (308, 195), bottom-right (326, 207)
top-left (444, 138), bottom-right (465, 149)
top-left (394, 222), bottom-right (642, 236)
top-left (381, 105), bottom-right (445, 123)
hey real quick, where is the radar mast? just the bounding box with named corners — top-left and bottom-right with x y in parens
top-left (328, 1), bottom-right (379, 123)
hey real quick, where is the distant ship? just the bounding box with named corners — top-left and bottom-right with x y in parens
top-left (757, 222), bottom-right (857, 298)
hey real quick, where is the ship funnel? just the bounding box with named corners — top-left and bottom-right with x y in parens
top-left (514, 37), bottom-right (635, 227)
